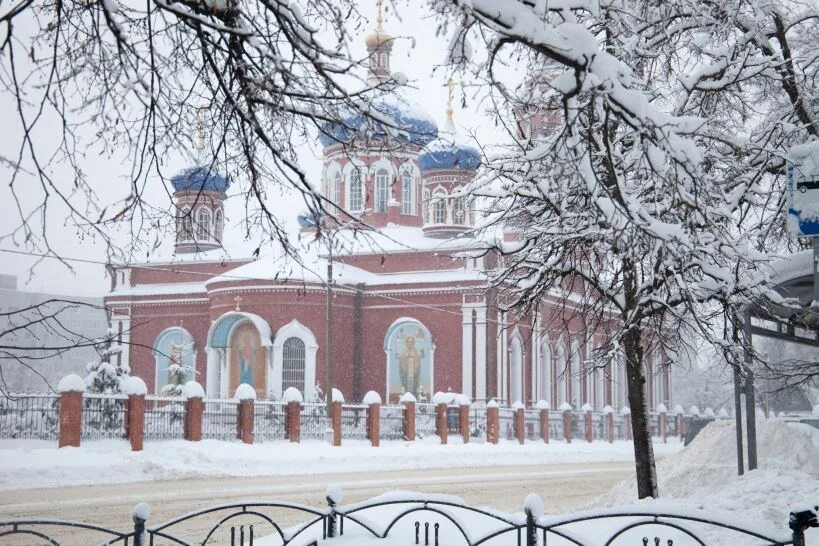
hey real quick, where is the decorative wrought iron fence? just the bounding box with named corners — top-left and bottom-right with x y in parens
top-left (524, 409), bottom-right (540, 441)
top-left (415, 403), bottom-right (437, 439)
top-left (143, 396), bottom-right (185, 441)
top-left (202, 399), bottom-right (239, 441)
top-left (0, 393), bottom-right (59, 440)
top-left (380, 405), bottom-right (405, 441)
top-left (469, 406), bottom-right (486, 439)
top-left (254, 400), bottom-right (286, 442)
top-left (340, 404), bottom-right (368, 441)
top-left (301, 402), bottom-right (329, 440)
top-left (445, 405), bottom-right (460, 434)
top-left (498, 407), bottom-right (515, 440)
top-left (82, 393), bottom-right (128, 441)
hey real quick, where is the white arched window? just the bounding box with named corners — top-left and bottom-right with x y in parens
top-left (196, 208), bottom-right (211, 241)
top-left (349, 169), bottom-right (363, 212)
top-left (333, 173), bottom-right (342, 208)
top-left (401, 171), bottom-right (414, 215)
top-left (214, 210), bottom-right (223, 242)
top-left (510, 335), bottom-right (523, 404)
top-left (433, 194), bottom-right (447, 224)
top-left (453, 196), bottom-right (466, 225)
top-left (179, 208), bottom-right (193, 241)
top-left (375, 168), bottom-right (389, 213)
top-left (539, 337), bottom-right (551, 403)
top-left (282, 337), bottom-right (306, 393)
top-left (555, 343), bottom-right (567, 405)
top-left (570, 341), bottom-right (582, 407)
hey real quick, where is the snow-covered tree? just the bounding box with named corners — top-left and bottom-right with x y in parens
top-left (431, 0), bottom-right (817, 498)
top-left (85, 329), bottom-right (128, 394)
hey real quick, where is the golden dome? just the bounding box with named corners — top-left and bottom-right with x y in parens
top-left (365, 0), bottom-right (393, 50)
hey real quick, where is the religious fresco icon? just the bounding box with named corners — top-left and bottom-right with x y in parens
top-left (229, 322), bottom-right (267, 397)
top-left (152, 329), bottom-right (195, 394)
top-left (386, 321), bottom-right (432, 404)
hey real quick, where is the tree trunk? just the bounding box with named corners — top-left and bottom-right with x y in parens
top-left (623, 324), bottom-right (659, 499)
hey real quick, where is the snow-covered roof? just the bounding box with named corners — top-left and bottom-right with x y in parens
top-left (769, 250), bottom-right (813, 286)
top-left (419, 119), bottom-right (480, 172)
top-left (109, 282), bottom-right (207, 297)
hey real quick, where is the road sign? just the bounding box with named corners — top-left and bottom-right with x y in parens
top-left (787, 142), bottom-right (819, 237)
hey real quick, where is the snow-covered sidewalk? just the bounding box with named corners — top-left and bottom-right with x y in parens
top-left (0, 437), bottom-right (682, 491)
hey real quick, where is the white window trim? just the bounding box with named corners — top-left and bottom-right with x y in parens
top-left (272, 319), bottom-right (318, 401)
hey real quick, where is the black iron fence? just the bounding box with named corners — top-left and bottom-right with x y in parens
top-left (0, 393), bottom-right (59, 440)
top-left (1, 492), bottom-right (815, 546)
top-left (254, 400), bottom-right (286, 442)
top-left (82, 394), bottom-right (128, 441)
top-left (143, 396), bottom-right (185, 441)
top-left (202, 399), bottom-right (239, 441)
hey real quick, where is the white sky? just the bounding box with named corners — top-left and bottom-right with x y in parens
top-left (0, 1), bottom-right (503, 297)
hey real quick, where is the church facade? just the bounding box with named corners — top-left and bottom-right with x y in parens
top-left (104, 17), bottom-right (672, 411)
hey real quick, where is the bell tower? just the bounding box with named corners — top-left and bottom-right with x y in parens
top-left (365, 0), bottom-right (394, 85)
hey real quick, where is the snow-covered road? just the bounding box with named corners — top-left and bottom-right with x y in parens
top-left (0, 462), bottom-right (632, 545)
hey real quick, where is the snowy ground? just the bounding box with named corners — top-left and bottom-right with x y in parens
top-left (0, 437), bottom-right (682, 491)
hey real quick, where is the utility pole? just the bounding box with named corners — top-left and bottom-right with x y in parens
top-left (326, 230), bottom-right (334, 415)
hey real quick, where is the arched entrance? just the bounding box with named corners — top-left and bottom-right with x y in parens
top-left (206, 312), bottom-right (273, 398)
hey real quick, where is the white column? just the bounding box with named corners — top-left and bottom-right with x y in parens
top-left (206, 347), bottom-right (218, 397)
top-left (461, 303), bottom-right (474, 397)
top-left (497, 313), bottom-right (507, 404)
top-left (272, 344), bottom-right (284, 400)
top-left (221, 348), bottom-right (230, 397)
top-left (475, 304), bottom-right (487, 402)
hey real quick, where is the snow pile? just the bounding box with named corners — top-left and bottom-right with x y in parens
top-left (182, 381), bottom-right (205, 399)
top-left (282, 387), bottom-right (303, 403)
top-left (234, 384), bottom-right (257, 401)
top-left (524, 493), bottom-right (544, 517)
top-left (58, 374), bottom-right (86, 393)
top-left (331, 388), bottom-right (345, 403)
top-left (122, 376), bottom-right (148, 396)
top-left (399, 392), bottom-right (417, 403)
top-left (536, 400), bottom-right (550, 410)
top-left (597, 420), bottom-right (819, 533)
top-left (363, 391), bottom-right (382, 405)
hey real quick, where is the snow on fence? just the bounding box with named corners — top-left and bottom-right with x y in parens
top-left (254, 400), bottom-right (286, 442)
top-left (201, 399), bottom-right (239, 441)
top-left (499, 407), bottom-right (516, 440)
top-left (0, 393), bottom-right (60, 440)
top-left (380, 405), bottom-right (405, 441)
top-left (301, 402), bottom-right (329, 440)
top-left (143, 396), bottom-right (184, 441)
top-left (340, 404), bottom-right (368, 441)
top-left (81, 393), bottom-right (127, 441)
top-left (524, 409), bottom-right (540, 441)
top-left (469, 406), bottom-right (487, 439)
top-left (415, 403), bottom-right (437, 439)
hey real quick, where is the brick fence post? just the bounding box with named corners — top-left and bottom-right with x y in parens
top-left (368, 403), bottom-right (380, 447)
top-left (603, 406), bottom-right (614, 444)
top-left (57, 374), bottom-right (85, 448)
top-left (561, 404), bottom-right (572, 444)
top-left (286, 401), bottom-right (301, 443)
top-left (182, 381), bottom-right (204, 442)
top-left (582, 404), bottom-right (593, 443)
top-left (436, 403), bottom-right (448, 445)
top-left (513, 404), bottom-right (525, 445)
top-left (459, 404), bottom-right (470, 444)
top-left (401, 395), bottom-right (416, 441)
top-left (674, 405), bottom-right (684, 440)
top-left (122, 377), bottom-right (148, 452)
top-left (332, 401), bottom-right (342, 447)
top-left (234, 384), bottom-right (256, 444)
top-left (622, 407), bottom-right (632, 441)
top-left (128, 394), bottom-right (145, 451)
top-left (486, 401), bottom-right (499, 444)
top-left (536, 401), bottom-right (549, 444)
top-left (657, 404), bottom-right (668, 444)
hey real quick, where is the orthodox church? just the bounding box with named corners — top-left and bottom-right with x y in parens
top-left (104, 13), bottom-right (672, 411)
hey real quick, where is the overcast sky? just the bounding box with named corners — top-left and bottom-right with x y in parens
top-left (0, 1), bottom-right (506, 298)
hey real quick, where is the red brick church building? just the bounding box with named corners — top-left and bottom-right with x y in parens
top-left (105, 16), bottom-right (671, 411)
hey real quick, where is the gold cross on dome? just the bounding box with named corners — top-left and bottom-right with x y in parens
top-left (376, 0), bottom-right (384, 30)
top-left (446, 79), bottom-right (455, 123)
top-left (234, 295), bottom-right (242, 312)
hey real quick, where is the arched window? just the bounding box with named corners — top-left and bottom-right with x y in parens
top-left (423, 189), bottom-right (431, 222)
top-left (152, 328), bottom-right (195, 394)
top-left (510, 336), bottom-right (523, 404)
top-left (539, 338), bottom-right (551, 403)
top-left (433, 196), bottom-right (447, 224)
top-left (453, 197), bottom-right (465, 225)
top-left (282, 337), bottom-right (306, 393)
top-left (349, 169), bottom-right (363, 212)
top-left (333, 173), bottom-right (342, 208)
top-left (214, 210), bottom-right (223, 242)
top-left (401, 171), bottom-right (414, 215)
top-left (179, 208), bottom-right (193, 241)
top-left (197, 208), bottom-right (211, 241)
top-left (375, 168), bottom-right (389, 213)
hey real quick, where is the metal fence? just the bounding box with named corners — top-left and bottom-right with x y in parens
top-left (498, 407), bottom-right (515, 440)
top-left (82, 393), bottom-right (128, 441)
top-left (144, 396), bottom-right (185, 441)
top-left (202, 399), bottom-right (239, 441)
top-left (524, 409), bottom-right (540, 441)
top-left (340, 404), bottom-right (368, 441)
top-left (380, 405), bottom-right (405, 440)
top-left (301, 402), bottom-right (329, 440)
top-left (415, 403), bottom-right (437, 439)
top-left (0, 393), bottom-right (60, 440)
top-left (469, 406), bottom-right (486, 439)
top-left (254, 400), bottom-right (286, 442)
